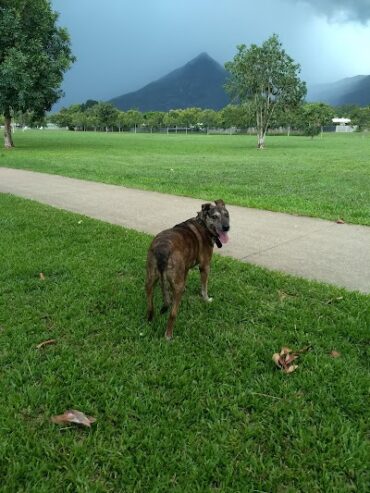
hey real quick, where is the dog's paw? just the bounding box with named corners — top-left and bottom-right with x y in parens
top-left (201, 292), bottom-right (213, 302)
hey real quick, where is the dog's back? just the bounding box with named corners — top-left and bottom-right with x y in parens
top-left (148, 220), bottom-right (209, 274)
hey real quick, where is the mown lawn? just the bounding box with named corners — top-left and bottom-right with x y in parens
top-left (1, 130), bottom-right (370, 225)
top-left (0, 194), bottom-right (369, 492)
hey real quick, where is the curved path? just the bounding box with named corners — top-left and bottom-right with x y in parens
top-left (1, 167), bottom-right (369, 294)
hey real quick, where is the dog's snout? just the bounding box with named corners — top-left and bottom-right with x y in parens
top-left (222, 225), bottom-right (230, 232)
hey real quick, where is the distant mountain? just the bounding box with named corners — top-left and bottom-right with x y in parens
top-left (109, 53), bottom-right (229, 111)
top-left (307, 75), bottom-right (370, 106)
top-left (109, 52), bottom-right (370, 110)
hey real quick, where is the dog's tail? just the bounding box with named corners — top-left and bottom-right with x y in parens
top-left (155, 247), bottom-right (170, 274)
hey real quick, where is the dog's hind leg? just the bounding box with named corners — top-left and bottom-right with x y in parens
top-left (165, 284), bottom-right (184, 340)
top-left (160, 275), bottom-right (171, 314)
top-left (164, 267), bottom-right (186, 339)
top-left (146, 268), bottom-right (158, 322)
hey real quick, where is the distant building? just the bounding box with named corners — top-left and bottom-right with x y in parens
top-left (332, 117), bottom-right (356, 133)
top-left (46, 123), bottom-right (59, 130)
top-left (332, 117), bottom-right (351, 125)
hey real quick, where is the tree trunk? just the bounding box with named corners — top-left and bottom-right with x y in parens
top-left (4, 114), bottom-right (14, 149)
top-left (256, 109), bottom-right (265, 149)
top-left (257, 128), bottom-right (265, 149)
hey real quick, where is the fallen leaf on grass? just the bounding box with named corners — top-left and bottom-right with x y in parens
top-left (285, 364), bottom-right (299, 374)
top-left (39, 272), bottom-right (46, 281)
top-left (36, 339), bottom-right (56, 349)
top-left (285, 353), bottom-right (299, 365)
top-left (325, 296), bottom-right (344, 305)
top-left (336, 219), bottom-right (345, 224)
top-left (51, 410), bottom-right (96, 428)
top-left (278, 290), bottom-right (297, 302)
top-left (330, 350), bottom-right (341, 358)
top-left (272, 346), bottom-right (311, 374)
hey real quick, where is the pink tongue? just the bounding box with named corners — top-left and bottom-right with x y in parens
top-left (218, 231), bottom-right (229, 244)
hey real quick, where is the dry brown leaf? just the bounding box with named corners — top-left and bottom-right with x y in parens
top-left (284, 353), bottom-right (299, 365)
top-left (272, 353), bottom-right (283, 367)
top-left (51, 410), bottom-right (96, 428)
top-left (296, 345), bottom-right (312, 354)
top-left (273, 345), bottom-right (310, 373)
top-left (36, 339), bottom-right (56, 349)
top-left (330, 350), bottom-right (341, 358)
top-left (278, 291), bottom-right (288, 302)
top-left (326, 296), bottom-right (344, 305)
top-left (278, 290), bottom-right (297, 302)
top-left (39, 272), bottom-right (46, 281)
top-left (272, 352), bottom-right (291, 371)
top-left (280, 347), bottom-right (292, 356)
top-left (284, 364), bottom-right (298, 374)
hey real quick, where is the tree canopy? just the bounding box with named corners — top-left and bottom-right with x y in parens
top-left (0, 0), bottom-right (75, 147)
top-left (300, 103), bottom-right (335, 138)
top-left (225, 34), bottom-right (307, 148)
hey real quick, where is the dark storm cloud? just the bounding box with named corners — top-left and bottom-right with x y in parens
top-left (50, 0), bottom-right (370, 109)
top-left (288, 0), bottom-right (370, 22)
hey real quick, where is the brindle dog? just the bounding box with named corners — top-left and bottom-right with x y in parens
top-left (146, 199), bottom-right (230, 339)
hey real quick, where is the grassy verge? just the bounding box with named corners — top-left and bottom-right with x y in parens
top-left (1, 130), bottom-right (370, 225)
top-left (0, 194), bottom-right (369, 492)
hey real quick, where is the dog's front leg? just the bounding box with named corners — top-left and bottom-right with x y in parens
top-left (199, 265), bottom-right (213, 302)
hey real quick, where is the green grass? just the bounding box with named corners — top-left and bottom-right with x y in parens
top-left (2, 130), bottom-right (370, 225)
top-left (0, 194), bottom-right (369, 492)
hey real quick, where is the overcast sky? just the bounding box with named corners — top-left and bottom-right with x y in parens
top-left (51, 0), bottom-right (370, 109)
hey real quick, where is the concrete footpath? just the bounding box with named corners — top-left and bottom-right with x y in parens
top-left (1, 167), bottom-right (369, 294)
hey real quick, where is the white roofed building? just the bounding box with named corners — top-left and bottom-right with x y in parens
top-left (332, 117), bottom-right (351, 125)
top-left (332, 117), bottom-right (356, 132)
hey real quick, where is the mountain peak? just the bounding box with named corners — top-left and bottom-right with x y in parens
top-left (187, 52), bottom-right (221, 68)
top-left (192, 52), bottom-right (213, 61)
top-left (110, 53), bottom-right (229, 111)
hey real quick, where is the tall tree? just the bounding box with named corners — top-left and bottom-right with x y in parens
top-left (225, 34), bottom-right (306, 148)
top-left (0, 0), bottom-right (75, 148)
top-left (300, 103), bottom-right (335, 138)
top-left (91, 102), bottom-right (119, 131)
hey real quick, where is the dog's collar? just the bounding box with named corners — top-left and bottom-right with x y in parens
top-left (214, 236), bottom-right (223, 248)
top-left (195, 217), bottom-right (223, 249)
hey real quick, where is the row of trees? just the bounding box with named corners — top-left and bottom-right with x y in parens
top-left (48, 99), bottom-right (370, 137)
top-left (48, 100), bottom-right (338, 136)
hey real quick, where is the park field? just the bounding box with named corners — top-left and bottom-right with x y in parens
top-left (0, 194), bottom-right (369, 492)
top-left (1, 130), bottom-right (370, 225)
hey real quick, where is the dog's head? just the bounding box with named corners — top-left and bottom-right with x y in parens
top-left (197, 199), bottom-right (230, 248)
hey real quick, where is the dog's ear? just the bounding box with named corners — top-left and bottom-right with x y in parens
top-left (198, 202), bottom-right (212, 220)
top-left (215, 199), bottom-right (225, 208)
